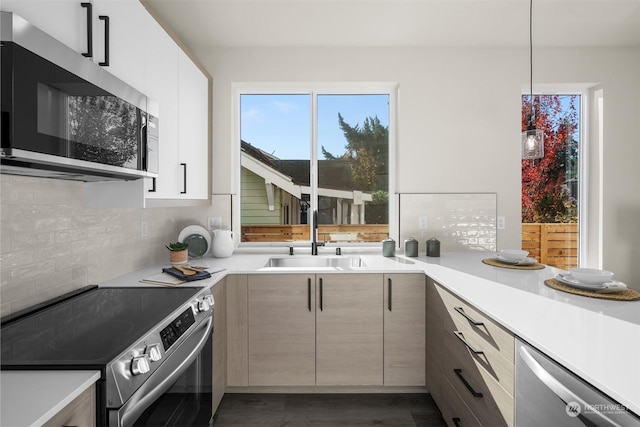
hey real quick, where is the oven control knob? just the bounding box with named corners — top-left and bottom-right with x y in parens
top-left (196, 298), bottom-right (210, 313)
top-left (205, 294), bottom-right (214, 306)
top-left (146, 344), bottom-right (162, 362)
top-left (131, 355), bottom-right (150, 376)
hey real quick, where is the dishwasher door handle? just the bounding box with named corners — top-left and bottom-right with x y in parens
top-left (518, 345), bottom-right (623, 427)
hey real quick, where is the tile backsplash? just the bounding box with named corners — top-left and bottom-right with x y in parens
top-left (398, 193), bottom-right (497, 253)
top-left (0, 175), bottom-right (217, 317)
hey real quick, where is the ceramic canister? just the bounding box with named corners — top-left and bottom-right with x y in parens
top-left (382, 237), bottom-right (396, 257)
top-left (426, 237), bottom-right (440, 257)
top-left (404, 237), bottom-right (418, 257)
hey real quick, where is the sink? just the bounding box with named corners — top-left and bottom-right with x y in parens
top-left (265, 256), bottom-right (365, 269)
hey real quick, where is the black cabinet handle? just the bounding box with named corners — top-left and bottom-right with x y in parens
top-left (452, 418), bottom-right (461, 427)
top-left (148, 177), bottom-right (156, 193)
top-left (180, 163), bottom-right (187, 194)
top-left (388, 277), bottom-right (392, 311)
top-left (98, 15), bottom-right (109, 66)
top-left (319, 278), bottom-right (323, 311)
top-left (454, 306), bottom-right (484, 326)
top-left (307, 278), bottom-right (311, 312)
top-left (454, 368), bottom-right (483, 398)
top-left (80, 2), bottom-right (92, 58)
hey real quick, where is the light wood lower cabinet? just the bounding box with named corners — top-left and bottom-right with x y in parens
top-left (43, 384), bottom-right (95, 427)
top-left (226, 274), bottom-right (248, 387)
top-left (211, 280), bottom-right (227, 412)
top-left (427, 277), bottom-right (515, 427)
top-left (229, 273), bottom-right (425, 388)
top-left (383, 273), bottom-right (426, 386)
top-left (316, 273), bottom-right (383, 385)
top-left (248, 274), bottom-right (316, 386)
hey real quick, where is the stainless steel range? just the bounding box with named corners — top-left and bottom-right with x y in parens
top-left (1, 285), bottom-right (214, 427)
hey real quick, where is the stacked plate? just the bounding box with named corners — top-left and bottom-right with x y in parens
top-left (556, 268), bottom-right (628, 293)
top-left (178, 225), bottom-right (212, 258)
top-left (496, 249), bottom-right (537, 266)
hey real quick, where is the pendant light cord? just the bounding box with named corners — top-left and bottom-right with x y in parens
top-left (529, 0), bottom-right (534, 123)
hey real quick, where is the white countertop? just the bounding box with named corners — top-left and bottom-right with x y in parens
top-left (0, 370), bottom-right (100, 427)
top-left (3, 248), bottom-right (639, 423)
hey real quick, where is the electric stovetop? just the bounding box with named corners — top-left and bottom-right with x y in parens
top-left (1, 286), bottom-right (202, 369)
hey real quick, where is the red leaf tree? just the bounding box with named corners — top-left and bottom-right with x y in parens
top-left (521, 95), bottom-right (579, 223)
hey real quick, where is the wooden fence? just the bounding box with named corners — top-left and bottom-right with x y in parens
top-left (241, 224), bottom-right (389, 243)
top-left (522, 223), bottom-right (578, 269)
top-left (242, 222), bottom-right (578, 269)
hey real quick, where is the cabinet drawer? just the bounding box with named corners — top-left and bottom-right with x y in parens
top-left (443, 326), bottom-right (514, 396)
top-left (441, 376), bottom-right (482, 427)
top-left (443, 330), bottom-right (513, 427)
top-left (438, 285), bottom-right (514, 363)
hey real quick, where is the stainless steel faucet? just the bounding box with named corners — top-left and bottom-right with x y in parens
top-left (311, 210), bottom-right (325, 255)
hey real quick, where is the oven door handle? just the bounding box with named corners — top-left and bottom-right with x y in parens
top-left (113, 315), bottom-right (213, 427)
top-left (518, 345), bottom-right (622, 427)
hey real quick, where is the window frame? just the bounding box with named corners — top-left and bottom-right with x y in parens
top-left (522, 86), bottom-right (590, 266)
top-left (232, 82), bottom-right (398, 247)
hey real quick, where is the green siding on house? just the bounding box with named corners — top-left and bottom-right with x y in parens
top-left (241, 168), bottom-right (281, 225)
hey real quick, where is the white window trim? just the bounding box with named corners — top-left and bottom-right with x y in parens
top-left (232, 82), bottom-right (399, 247)
top-left (522, 85), bottom-right (591, 266)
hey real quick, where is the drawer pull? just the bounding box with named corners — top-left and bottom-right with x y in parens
top-left (307, 278), bottom-right (312, 312)
top-left (388, 277), bottom-right (392, 311)
top-left (453, 330), bottom-right (484, 355)
top-left (454, 306), bottom-right (484, 326)
top-left (452, 418), bottom-right (461, 427)
top-left (454, 368), bottom-right (483, 398)
top-left (319, 278), bottom-right (323, 311)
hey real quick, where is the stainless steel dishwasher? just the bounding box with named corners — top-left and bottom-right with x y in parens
top-left (515, 338), bottom-right (640, 427)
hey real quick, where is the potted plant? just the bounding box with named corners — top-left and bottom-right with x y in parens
top-left (166, 242), bottom-right (189, 264)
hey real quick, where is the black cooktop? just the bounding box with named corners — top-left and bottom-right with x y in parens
top-left (1, 286), bottom-right (201, 368)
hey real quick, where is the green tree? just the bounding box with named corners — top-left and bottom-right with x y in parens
top-left (322, 113), bottom-right (388, 192)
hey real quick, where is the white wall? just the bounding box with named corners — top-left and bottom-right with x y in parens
top-left (197, 45), bottom-right (640, 286)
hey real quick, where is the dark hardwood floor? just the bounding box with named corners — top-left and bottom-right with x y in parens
top-left (212, 393), bottom-right (447, 427)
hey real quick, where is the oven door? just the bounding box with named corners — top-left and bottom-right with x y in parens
top-left (109, 316), bottom-right (213, 427)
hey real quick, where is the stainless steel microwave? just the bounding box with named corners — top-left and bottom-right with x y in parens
top-left (0, 12), bottom-right (158, 181)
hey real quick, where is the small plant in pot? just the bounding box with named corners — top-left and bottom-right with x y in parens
top-left (166, 242), bottom-right (189, 264)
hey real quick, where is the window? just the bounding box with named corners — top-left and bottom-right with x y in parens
top-left (236, 86), bottom-right (394, 245)
top-left (521, 93), bottom-right (582, 269)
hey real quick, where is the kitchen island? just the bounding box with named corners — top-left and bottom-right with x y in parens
top-left (2, 249), bottom-right (639, 425)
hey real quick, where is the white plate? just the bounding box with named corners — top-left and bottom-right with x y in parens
top-left (556, 274), bottom-right (628, 293)
top-left (496, 255), bottom-right (537, 266)
top-left (178, 225), bottom-right (211, 257)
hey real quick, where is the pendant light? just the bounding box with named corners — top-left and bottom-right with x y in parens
top-left (522, 0), bottom-right (544, 160)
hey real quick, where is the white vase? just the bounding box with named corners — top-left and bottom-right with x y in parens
top-left (211, 229), bottom-right (239, 258)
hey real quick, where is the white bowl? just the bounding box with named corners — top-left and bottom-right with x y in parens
top-left (498, 249), bottom-right (529, 261)
top-left (569, 268), bottom-right (614, 286)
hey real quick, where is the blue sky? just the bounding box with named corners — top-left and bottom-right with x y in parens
top-left (240, 94), bottom-right (389, 160)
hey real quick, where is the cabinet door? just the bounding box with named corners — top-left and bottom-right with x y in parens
top-left (316, 273), bottom-right (383, 385)
top-left (426, 277), bottom-right (444, 405)
top-left (383, 273), bottom-right (426, 386)
top-left (226, 274), bottom-right (248, 387)
top-left (248, 274), bottom-right (316, 386)
top-left (1, 0), bottom-right (89, 55)
top-left (143, 16), bottom-right (180, 198)
top-left (43, 384), bottom-right (95, 427)
top-left (177, 50), bottom-right (209, 199)
top-left (91, 0), bottom-right (146, 90)
top-left (211, 281), bottom-right (227, 412)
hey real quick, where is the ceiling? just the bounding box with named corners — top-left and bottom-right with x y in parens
top-left (143, 0), bottom-right (640, 49)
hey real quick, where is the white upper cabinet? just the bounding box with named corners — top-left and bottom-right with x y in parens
top-left (177, 50), bottom-right (209, 200)
top-left (2, 0), bottom-right (210, 203)
top-left (1, 0), bottom-right (89, 54)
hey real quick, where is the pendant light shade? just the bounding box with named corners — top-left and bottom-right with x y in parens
top-left (522, 126), bottom-right (544, 159)
top-left (522, 0), bottom-right (544, 160)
